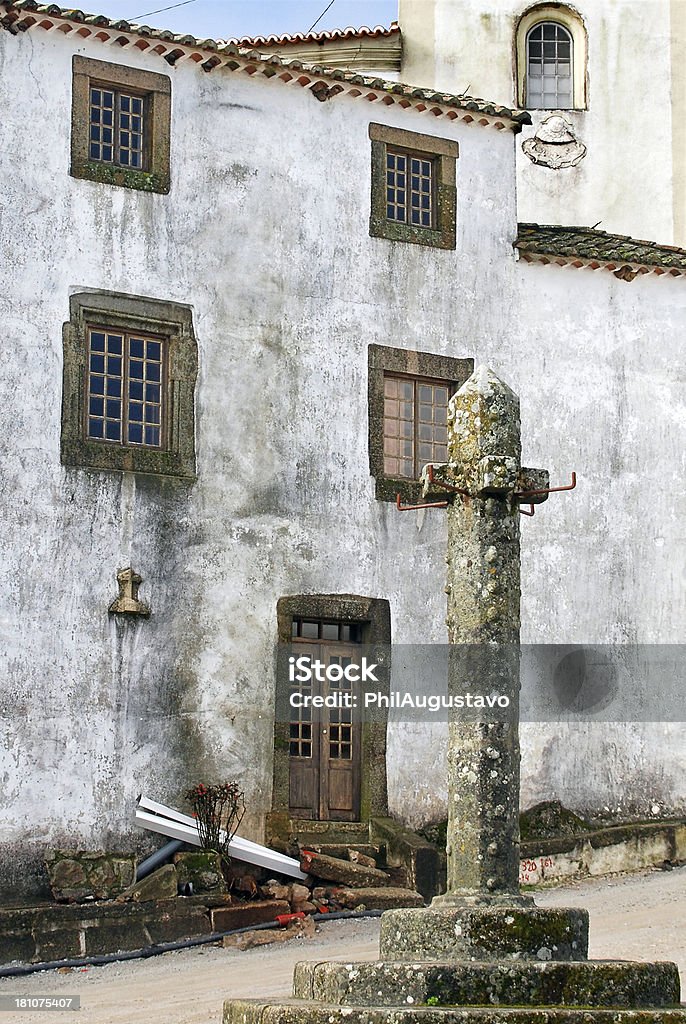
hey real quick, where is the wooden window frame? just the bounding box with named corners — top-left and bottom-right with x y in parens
top-left (369, 123), bottom-right (458, 250)
top-left (383, 372), bottom-right (453, 481)
top-left (85, 326), bottom-right (167, 450)
top-left (71, 56), bottom-right (171, 194)
top-left (368, 344), bottom-right (474, 503)
top-left (61, 291), bottom-right (198, 479)
top-left (516, 5), bottom-right (587, 111)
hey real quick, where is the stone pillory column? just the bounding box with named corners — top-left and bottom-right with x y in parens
top-left (222, 366), bottom-right (686, 1023)
top-left (442, 366), bottom-right (523, 902)
top-left (379, 366), bottom-right (589, 960)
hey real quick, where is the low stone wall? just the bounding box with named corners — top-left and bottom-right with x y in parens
top-left (519, 820), bottom-right (686, 885)
top-left (0, 894), bottom-right (294, 967)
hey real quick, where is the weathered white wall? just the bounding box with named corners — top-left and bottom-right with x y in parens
top-left (399, 0), bottom-right (683, 246)
top-left (0, 21), bottom-right (684, 895)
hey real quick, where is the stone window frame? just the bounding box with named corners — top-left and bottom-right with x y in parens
top-left (269, 594), bottom-right (391, 839)
top-left (516, 4), bottom-right (587, 110)
top-left (61, 291), bottom-right (198, 479)
top-left (71, 56), bottom-right (171, 194)
top-left (368, 344), bottom-right (474, 503)
top-left (368, 123), bottom-right (458, 250)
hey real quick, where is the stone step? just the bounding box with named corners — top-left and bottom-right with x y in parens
top-left (296, 843), bottom-right (382, 863)
top-left (222, 1000), bottom-right (686, 1023)
top-left (292, 960), bottom-right (681, 1009)
top-left (289, 820), bottom-right (371, 843)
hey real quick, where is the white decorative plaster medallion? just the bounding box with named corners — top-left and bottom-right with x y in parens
top-left (522, 115), bottom-right (586, 169)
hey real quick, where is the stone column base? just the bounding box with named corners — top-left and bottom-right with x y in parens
top-left (379, 905), bottom-right (589, 961)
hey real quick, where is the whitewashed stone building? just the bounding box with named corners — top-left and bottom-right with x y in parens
top-left (0, 1), bottom-right (684, 896)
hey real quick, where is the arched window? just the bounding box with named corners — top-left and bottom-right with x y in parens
top-left (526, 22), bottom-right (573, 108)
top-left (516, 5), bottom-right (587, 110)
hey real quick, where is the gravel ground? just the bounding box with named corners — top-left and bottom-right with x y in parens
top-left (0, 867), bottom-right (684, 1024)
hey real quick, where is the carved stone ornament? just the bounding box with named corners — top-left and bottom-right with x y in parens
top-left (109, 567), bottom-right (150, 618)
top-left (522, 114), bottom-right (587, 169)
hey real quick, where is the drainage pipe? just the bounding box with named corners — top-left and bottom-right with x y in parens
top-left (135, 840), bottom-right (185, 882)
top-left (0, 909), bottom-right (383, 979)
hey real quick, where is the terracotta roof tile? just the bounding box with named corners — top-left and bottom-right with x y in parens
top-left (516, 223), bottom-right (686, 276)
top-left (227, 21), bottom-right (401, 48)
top-left (0, 1), bottom-right (530, 131)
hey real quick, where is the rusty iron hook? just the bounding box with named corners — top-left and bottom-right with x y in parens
top-left (517, 472), bottom-right (577, 500)
top-left (396, 493), bottom-right (449, 512)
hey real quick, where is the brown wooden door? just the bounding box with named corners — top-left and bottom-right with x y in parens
top-left (288, 643), bottom-right (361, 821)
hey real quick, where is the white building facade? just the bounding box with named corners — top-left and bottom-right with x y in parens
top-left (398, 0), bottom-right (686, 246)
top-left (0, 2), bottom-right (684, 896)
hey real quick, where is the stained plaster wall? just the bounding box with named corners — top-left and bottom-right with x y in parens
top-left (399, 0), bottom-right (685, 246)
top-left (0, 24), bottom-right (513, 894)
top-left (0, 23), bottom-right (684, 895)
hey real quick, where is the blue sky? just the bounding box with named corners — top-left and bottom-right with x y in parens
top-left (89, 1), bottom-right (398, 39)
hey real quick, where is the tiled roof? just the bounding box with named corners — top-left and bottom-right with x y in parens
top-left (227, 22), bottom-right (400, 47)
top-left (0, 1), bottom-right (530, 132)
top-left (516, 223), bottom-right (686, 279)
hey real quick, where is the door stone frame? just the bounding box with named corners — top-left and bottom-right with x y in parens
top-left (269, 594), bottom-right (390, 841)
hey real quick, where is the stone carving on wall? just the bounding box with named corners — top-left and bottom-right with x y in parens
top-left (109, 567), bottom-right (150, 618)
top-left (522, 115), bottom-right (587, 169)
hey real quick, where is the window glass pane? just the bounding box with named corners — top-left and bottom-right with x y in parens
top-left (321, 623), bottom-right (339, 641)
top-left (527, 22), bottom-right (574, 108)
top-left (300, 621), bottom-right (319, 639)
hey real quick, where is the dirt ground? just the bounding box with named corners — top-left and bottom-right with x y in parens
top-left (1, 867), bottom-right (684, 1024)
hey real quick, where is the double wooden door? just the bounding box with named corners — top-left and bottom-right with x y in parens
top-left (288, 642), bottom-right (361, 821)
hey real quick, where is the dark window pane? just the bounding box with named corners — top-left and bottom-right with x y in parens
top-left (90, 376), bottom-right (105, 395)
top-left (129, 402), bottom-right (144, 422)
top-left (301, 622), bottom-right (319, 639)
top-left (89, 396), bottom-right (104, 416)
top-left (130, 380), bottom-right (144, 400)
top-left (106, 399), bottom-right (121, 419)
top-left (108, 335), bottom-right (122, 354)
top-left (321, 623), bottom-right (339, 640)
top-left (90, 354), bottom-right (105, 373)
top-left (88, 418), bottom-right (104, 438)
top-left (90, 332), bottom-right (105, 352)
top-left (130, 360), bottom-right (144, 379)
top-left (147, 362), bottom-right (161, 382)
top-left (106, 421), bottom-right (121, 441)
top-left (128, 422), bottom-right (143, 444)
top-left (107, 378), bottom-right (121, 398)
top-left (130, 338), bottom-right (144, 358)
top-left (107, 356), bottom-right (122, 376)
